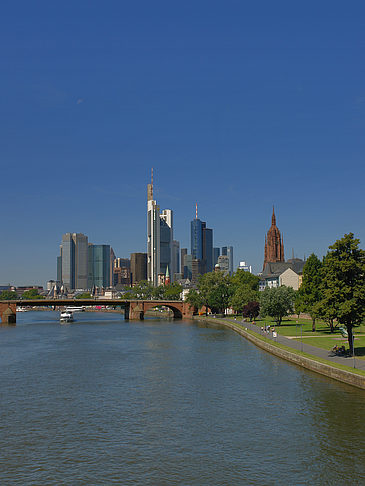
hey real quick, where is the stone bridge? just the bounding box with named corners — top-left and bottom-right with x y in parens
top-left (0, 299), bottom-right (195, 324)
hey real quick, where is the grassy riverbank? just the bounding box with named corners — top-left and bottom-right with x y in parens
top-left (252, 317), bottom-right (365, 359)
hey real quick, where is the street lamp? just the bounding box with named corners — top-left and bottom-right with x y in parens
top-left (296, 322), bottom-right (303, 352)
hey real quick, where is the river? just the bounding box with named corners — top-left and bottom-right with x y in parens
top-left (1, 311), bottom-right (364, 485)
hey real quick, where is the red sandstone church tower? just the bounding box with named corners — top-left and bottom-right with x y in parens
top-left (263, 207), bottom-right (285, 269)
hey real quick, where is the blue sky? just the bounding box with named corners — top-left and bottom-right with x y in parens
top-left (1, 1), bottom-right (365, 286)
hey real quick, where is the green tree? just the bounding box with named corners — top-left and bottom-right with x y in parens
top-left (0, 290), bottom-right (18, 300)
top-left (152, 285), bottom-right (166, 300)
top-left (229, 269), bottom-right (259, 314)
top-left (230, 286), bottom-right (258, 314)
top-left (75, 292), bottom-right (92, 299)
top-left (185, 288), bottom-right (203, 311)
top-left (259, 286), bottom-right (296, 325)
top-left (230, 269), bottom-right (260, 291)
top-left (21, 288), bottom-right (44, 299)
top-left (320, 233), bottom-right (365, 353)
top-left (128, 281), bottom-right (154, 300)
top-left (197, 272), bottom-right (232, 314)
top-left (297, 254), bottom-right (322, 331)
top-left (164, 282), bottom-right (183, 301)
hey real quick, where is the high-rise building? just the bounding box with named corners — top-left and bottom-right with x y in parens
top-left (222, 246), bottom-right (234, 275)
top-left (147, 171), bottom-right (160, 286)
top-left (172, 240), bottom-right (180, 281)
top-left (191, 258), bottom-right (203, 285)
top-left (60, 233), bottom-right (75, 291)
top-left (191, 218), bottom-right (204, 261)
top-left (147, 170), bottom-right (174, 286)
top-left (184, 254), bottom-right (193, 280)
top-left (113, 257), bottom-right (131, 286)
top-left (218, 255), bottom-right (230, 275)
top-left (110, 247), bottom-right (116, 289)
top-left (88, 244), bottom-right (111, 288)
top-left (57, 255), bottom-right (62, 284)
top-left (181, 248), bottom-right (187, 275)
top-left (73, 233), bottom-right (89, 289)
top-left (263, 207), bottom-right (284, 270)
top-left (130, 253), bottom-right (147, 285)
top-left (160, 209), bottom-right (173, 280)
top-left (190, 205), bottom-right (213, 276)
top-left (202, 227), bottom-right (213, 273)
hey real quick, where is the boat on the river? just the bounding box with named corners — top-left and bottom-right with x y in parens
top-left (17, 307), bottom-right (28, 312)
top-left (60, 311), bottom-right (74, 323)
top-left (65, 306), bottom-right (85, 313)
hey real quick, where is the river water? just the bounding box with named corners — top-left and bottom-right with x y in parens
top-left (1, 311), bottom-right (364, 485)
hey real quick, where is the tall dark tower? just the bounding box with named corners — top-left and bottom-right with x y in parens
top-left (263, 207), bottom-right (284, 269)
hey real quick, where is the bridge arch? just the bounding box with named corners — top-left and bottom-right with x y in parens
top-left (143, 302), bottom-right (183, 319)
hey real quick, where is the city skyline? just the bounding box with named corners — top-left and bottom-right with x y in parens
top-left (1, 2), bottom-right (365, 285)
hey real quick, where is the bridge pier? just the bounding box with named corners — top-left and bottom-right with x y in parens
top-left (0, 303), bottom-right (16, 324)
top-left (128, 302), bottom-right (144, 320)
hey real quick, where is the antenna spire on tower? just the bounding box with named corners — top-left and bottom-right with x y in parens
top-left (151, 167), bottom-right (154, 197)
top-left (196, 203), bottom-right (198, 219)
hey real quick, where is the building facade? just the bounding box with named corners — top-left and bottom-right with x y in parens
top-left (190, 212), bottom-right (213, 276)
top-left (160, 209), bottom-right (173, 280)
top-left (222, 246), bottom-right (234, 275)
top-left (130, 253), bottom-right (147, 285)
top-left (172, 240), bottom-right (180, 281)
top-left (88, 244), bottom-right (111, 289)
top-left (59, 232), bottom-right (88, 291)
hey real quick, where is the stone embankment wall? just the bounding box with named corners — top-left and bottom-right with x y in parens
top-left (196, 317), bottom-right (365, 391)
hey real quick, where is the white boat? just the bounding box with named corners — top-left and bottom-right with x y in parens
top-left (65, 306), bottom-right (85, 313)
top-left (60, 311), bottom-right (74, 323)
top-left (17, 307), bottom-right (28, 312)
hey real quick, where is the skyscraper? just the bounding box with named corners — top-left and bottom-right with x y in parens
top-left (60, 233), bottom-right (74, 291)
top-left (160, 209), bottom-right (173, 280)
top-left (147, 170), bottom-right (174, 286)
top-left (180, 248), bottom-right (187, 275)
top-left (171, 240), bottom-right (180, 280)
top-left (147, 170), bottom-right (160, 286)
top-left (191, 218), bottom-right (203, 260)
top-left (190, 205), bottom-right (213, 275)
top-left (59, 232), bottom-right (89, 290)
top-left (73, 233), bottom-right (89, 289)
top-left (202, 227), bottom-right (213, 273)
top-left (88, 244), bottom-right (111, 288)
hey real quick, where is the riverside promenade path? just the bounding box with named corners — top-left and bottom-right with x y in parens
top-left (205, 317), bottom-right (365, 372)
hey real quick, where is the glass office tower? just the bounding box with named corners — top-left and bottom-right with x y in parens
top-left (88, 245), bottom-right (111, 288)
top-left (191, 218), bottom-right (203, 260)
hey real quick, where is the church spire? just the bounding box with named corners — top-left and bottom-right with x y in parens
top-left (272, 205), bottom-right (276, 226)
top-left (263, 207), bottom-right (284, 269)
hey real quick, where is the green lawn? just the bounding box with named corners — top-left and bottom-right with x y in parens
top-left (254, 316), bottom-right (365, 337)
top-left (250, 317), bottom-right (365, 359)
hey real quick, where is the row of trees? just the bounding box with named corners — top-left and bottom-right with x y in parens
top-left (186, 269), bottom-right (260, 316)
top-left (0, 288), bottom-right (44, 300)
top-left (122, 281), bottom-right (183, 301)
top-left (186, 233), bottom-right (365, 353)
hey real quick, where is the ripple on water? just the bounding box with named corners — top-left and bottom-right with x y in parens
top-left (1, 312), bottom-right (365, 485)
